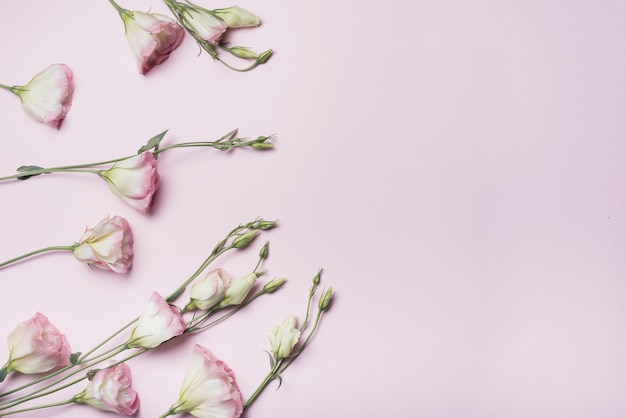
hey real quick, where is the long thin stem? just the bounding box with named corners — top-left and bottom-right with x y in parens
top-left (107, 0), bottom-right (124, 13)
top-left (0, 398), bottom-right (74, 416)
top-left (243, 363), bottom-right (280, 410)
top-left (0, 245), bottom-right (75, 269)
top-left (0, 83), bottom-right (14, 93)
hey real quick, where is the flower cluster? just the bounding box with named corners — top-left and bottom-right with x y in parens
top-left (0, 220), bottom-right (332, 417)
top-left (108, 0), bottom-right (271, 74)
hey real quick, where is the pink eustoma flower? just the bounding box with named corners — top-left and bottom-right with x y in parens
top-left (127, 292), bottom-right (185, 349)
top-left (183, 8), bottom-right (228, 46)
top-left (168, 344), bottom-right (243, 418)
top-left (4, 312), bottom-right (71, 376)
top-left (187, 268), bottom-right (230, 310)
top-left (120, 10), bottom-right (185, 74)
top-left (74, 363), bottom-right (139, 415)
top-left (73, 215), bottom-right (134, 273)
top-left (100, 152), bottom-right (160, 214)
top-left (8, 63), bottom-right (74, 129)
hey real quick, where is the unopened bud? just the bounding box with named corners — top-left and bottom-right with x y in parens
top-left (263, 277), bottom-right (286, 293)
top-left (229, 46), bottom-right (259, 59)
top-left (250, 142), bottom-right (274, 150)
top-left (232, 230), bottom-right (259, 248)
top-left (256, 49), bottom-right (273, 64)
top-left (318, 287), bottom-right (333, 311)
top-left (255, 220), bottom-right (277, 230)
top-left (312, 269), bottom-right (322, 287)
top-left (259, 241), bottom-right (269, 259)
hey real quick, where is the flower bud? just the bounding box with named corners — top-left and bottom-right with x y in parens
top-left (256, 220), bottom-right (277, 230)
top-left (218, 273), bottom-right (257, 307)
top-left (228, 46), bottom-right (259, 59)
top-left (312, 269), bottom-right (322, 287)
top-left (256, 49), bottom-right (273, 64)
top-left (318, 287), bottom-right (333, 311)
top-left (213, 6), bottom-right (260, 28)
top-left (263, 277), bottom-right (286, 293)
top-left (250, 142), bottom-right (274, 150)
top-left (259, 241), bottom-right (269, 259)
top-left (232, 230), bottom-right (259, 248)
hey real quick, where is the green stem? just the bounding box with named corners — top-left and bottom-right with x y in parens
top-left (243, 363), bottom-right (280, 411)
top-left (107, 0), bottom-right (125, 13)
top-left (0, 83), bottom-right (15, 93)
top-left (78, 318), bottom-right (138, 363)
top-left (0, 166), bottom-right (110, 182)
top-left (0, 245), bottom-right (75, 269)
top-left (0, 398), bottom-right (74, 416)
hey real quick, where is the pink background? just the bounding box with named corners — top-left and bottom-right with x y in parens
top-left (1, 0), bottom-right (626, 417)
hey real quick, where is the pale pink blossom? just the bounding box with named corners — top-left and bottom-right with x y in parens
top-left (120, 10), bottom-right (185, 75)
top-left (168, 344), bottom-right (243, 418)
top-left (74, 363), bottom-right (139, 415)
top-left (4, 312), bottom-right (71, 375)
top-left (269, 314), bottom-right (301, 360)
top-left (218, 273), bottom-right (257, 307)
top-left (73, 215), bottom-right (134, 273)
top-left (10, 64), bottom-right (74, 129)
top-left (213, 6), bottom-right (260, 28)
top-left (100, 152), bottom-right (160, 214)
top-left (183, 8), bottom-right (228, 46)
top-left (127, 292), bottom-right (185, 349)
top-left (187, 268), bottom-right (230, 310)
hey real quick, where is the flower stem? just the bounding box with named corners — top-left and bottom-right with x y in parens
top-left (0, 398), bottom-right (74, 416)
top-left (107, 0), bottom-right (125, 13)
top-left (243, 363), bottom-right (280, 411)
top-left (0, 83), bottom-right (15, 93)
top-left (0, 245), bottom-right (75, 269)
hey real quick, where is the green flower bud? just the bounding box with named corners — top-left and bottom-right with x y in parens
top-left (263, 277), bottom-right (286, 293)
top-left (318, 287), bottom-right (333, 311)
top-left (250, 142), bottom-right (274, 150)
top-left (232, 230), bottom-right (259, 248)
top-left (256, 220), bottom-right (277, 230)
top-left (229, 46), bottom-right (259, 59)
top-left (259, 241), bottom-right (269, 259)
top-left (256, 49), bottom-right (273, 64)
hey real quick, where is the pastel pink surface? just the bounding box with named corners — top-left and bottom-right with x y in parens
top-left (0, 1), bottom-right (625, 418)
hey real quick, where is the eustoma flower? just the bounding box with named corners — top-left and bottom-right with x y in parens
top-left (0, 312), bottom-right (71, 381)
top-left (0, 215), bottom-right (133, 273)
top-left (108, 0), bottom-right (184, 74)
top-left (126, 292), bottom-right (186, 349)
top-left (73, 363), bottom-right (139, 415)
top-left (163, 0), bottom-right (272, 71)
top-left (100, 151), bottom-right (160, 214)
top-left (73, 215), bottom-right (134, 273)
top-left (161, 344), bottom-right (243, 418)
top-left (0, 129), bottom-right (273, 213)
top-left (269, 314), bottom-right (301, 361)
top-left (186, 268), bottom-right (230, 311)
top-left (0, 64), bottom-right (74, 129)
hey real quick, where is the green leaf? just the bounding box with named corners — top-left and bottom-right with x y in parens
top-left (0, 367), bottom-right (7, 382)
top-left (16, 165), bottom-right (45, 180)
top-left (70, 352), bottom-right (82, 365)
top-left (137, 130), bottom-right (168, 154)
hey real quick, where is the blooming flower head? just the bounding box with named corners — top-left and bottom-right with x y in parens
top-left (269, 314), bottom-right (301, 360)
top-left (218, 273), bottom-right (257, 307)
top-left (4, 312), bottom-right (71, 375)
top-left (119, 10), bottom-right (185, 74)
top-left (10, 63), bottom-right (74, 129)
top-left (100, 151), bottom-right (160, 214)
top-left (169, 344), bottom-right (243, 418)
top-left (73, 215), bottom-right (134, 273)
top-left (183, 7), bottom-right (228, 46)
top-left (127, 292), bottom-right (185, 349)
top-left (74, 362), bottom-right (139, 415)
top-left (188, 268), bottom-right (230, 311)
